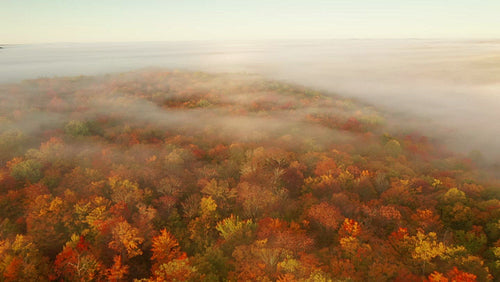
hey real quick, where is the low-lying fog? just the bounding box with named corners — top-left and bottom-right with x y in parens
top-left (1, 39), bottom-right (499, 163)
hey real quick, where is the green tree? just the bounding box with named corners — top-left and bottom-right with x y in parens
top-left (10, 159), bottom-right (43, 183)
top-left (64, 120), bottom-right (91, 137)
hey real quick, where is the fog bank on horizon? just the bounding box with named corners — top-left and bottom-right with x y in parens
top-left (1, 39), bottom-right (499, 163)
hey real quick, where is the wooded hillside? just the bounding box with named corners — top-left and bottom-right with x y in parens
top-left (0, 70), bottom-right (499, 281)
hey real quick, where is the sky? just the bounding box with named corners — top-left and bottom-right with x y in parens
top-left (1, 0), bottom-right (500, 44)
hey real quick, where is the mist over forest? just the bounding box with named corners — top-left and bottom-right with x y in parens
top-left (1, 40), bottom-right (500, 281)
top-left (2, 39), bottom-right (500, 164)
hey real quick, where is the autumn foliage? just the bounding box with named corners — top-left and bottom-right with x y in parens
top-left (0, 70), bottom-right (499, 280)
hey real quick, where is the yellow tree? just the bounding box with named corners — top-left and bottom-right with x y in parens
top-left (25, 194), bottom-right (71, 257)
top-left (188, 196), bottom-right (219, 252)
top-left (108, 220), bottom-right (144, 259)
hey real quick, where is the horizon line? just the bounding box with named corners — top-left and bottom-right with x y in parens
top-left (3, 37), bottom-right (500, 46)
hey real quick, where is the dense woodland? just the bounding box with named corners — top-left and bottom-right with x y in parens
top-left (0, 70), bottom-right (499, 281)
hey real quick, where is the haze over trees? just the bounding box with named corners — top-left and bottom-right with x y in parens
top-left (0, 70), bottom-right (499, 281)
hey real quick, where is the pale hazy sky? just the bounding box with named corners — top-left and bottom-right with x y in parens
top-left (2, 0), bottom-right (500, 44)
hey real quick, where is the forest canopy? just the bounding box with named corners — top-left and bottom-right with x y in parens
top-left (0, 70), bottom-right (499, 281)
